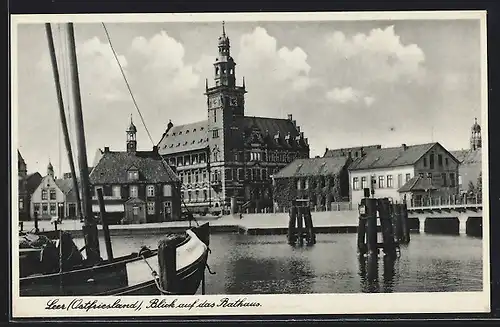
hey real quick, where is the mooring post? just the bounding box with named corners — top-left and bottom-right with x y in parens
top-left (378, 198), bottom-right (396, 258)
top-left (297, 206), bottom-right (304, 246)
top-left (34, 212), bottom-right (39, 233)
top-left (365, 198), bottom-right (378, 256)
top-left (287, 204), bottom-right (298, 245)
top-left (97, 188), bottom-right (114, 261)
top-left (392, 204), bottom-right (403, 243)
top-left (401, 203), bottom-right (410, 244)
top-left (158, 235), bottom-right (181, 294)
top-left (357, 198), bottom-right (368, 255)
top-left (303, 206), bottom-right (315, 245)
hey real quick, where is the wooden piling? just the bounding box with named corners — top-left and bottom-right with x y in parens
top-left (297, 207), bottom-right (304, 246)
top-left (392, 204), bottom-right (403, 243)
top-left (303, 207), bottom-right (316, 245)
top-left (378, 198), bottom-right (396, 258)
top-left (365, 198), bottom-right (378, 256)
top-left (97, 188), bottom-right (114, 260)
top-left (357, 198), bottom-right (368, 255)
top-left (400, 203), bottom-right (410, 244)
top-left (158, 234), bottom-right (183, 294)
top-left (287, 206), bottom-right (298, 245)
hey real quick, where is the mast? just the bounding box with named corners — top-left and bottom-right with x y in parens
top-left (65, 23), bottom-right (101, 263)
top-left (45, 23), bottom-right (85, 223)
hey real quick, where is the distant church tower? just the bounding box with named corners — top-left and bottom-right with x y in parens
top-left (47, 161), bottom-right (54, 177)
top-left (127, 115), bottom-right (137, 153)
top-left (470, 117), bottom-right (482, 150)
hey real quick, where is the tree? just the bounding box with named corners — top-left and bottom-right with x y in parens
top-left (476, 172), bottom-right (482, 199)
top-left (467, 181), bottom-right (476, 195)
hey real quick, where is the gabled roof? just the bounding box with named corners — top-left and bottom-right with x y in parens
top-left (348, 142), bottom-right (456, 171)
top-left (451, 148), bottom-right (482, 165)
top-left (157, 116), bottom-right (309, 155)
top-left (90, 150), bottom-right (179, 184)
top-left (25, 172), bottom-right (42, 193)
top-left (273, 156), bottom-right (349, 178)
top-left (324, 145), bottom-right (381, 158)
top-left (398, 176), bottom-right (438, 193)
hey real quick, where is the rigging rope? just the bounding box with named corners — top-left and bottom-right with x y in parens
top-left (101, 22), bottom-right (200, 226)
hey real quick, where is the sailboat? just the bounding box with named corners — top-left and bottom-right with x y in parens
top-left (18, 23), bottom-right (211, 297)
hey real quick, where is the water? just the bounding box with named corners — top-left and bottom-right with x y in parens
top-left (77, 232), bottom-right (482, 295)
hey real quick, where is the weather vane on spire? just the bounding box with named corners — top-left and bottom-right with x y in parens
top-left (222, 21), bottom-right (226, 36)
top-left (130, 113), bottom-right (133, 123)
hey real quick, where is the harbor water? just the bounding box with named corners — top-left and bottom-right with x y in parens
top-left (76, 232), bottom-right (483, 294)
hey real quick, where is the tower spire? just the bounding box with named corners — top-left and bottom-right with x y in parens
top-left (222, 21), bottom-right (226, 37)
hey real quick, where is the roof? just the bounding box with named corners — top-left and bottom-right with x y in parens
top-left (273, 156), bottom-right (349, 178)
top-left (451, 148), bottom-right (482, 165)
top-left (324, 145), bottom-right (381, 158)
top-left (157, 116), bottom-right (308, 155)
top-left (348, 143), bottom-right (452, 171)
top-left (90, 151), bottom-right (179, 184)
top-left (25, 172), bottom-right (42, 193)
top-left (398, 176), bottom-right (438, 193)
top-left (18, 150), bottom-right (25, 164)
top-left (158, 120), bottom-right (209, 155)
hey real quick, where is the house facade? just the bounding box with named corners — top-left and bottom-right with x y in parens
top-left (30, 162), bottom-right (76, 220)
top-left (272, 156), bottom-right (351, 212)
top-left (157, 23), bottom-right (310, 214)
top-left (89, 118), bottom-right (181, 224)
top-left (348, 142), bottom-right (460, 206)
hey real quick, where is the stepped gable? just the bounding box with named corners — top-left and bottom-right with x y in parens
top-left (90, 150), bottom-right (179, 184)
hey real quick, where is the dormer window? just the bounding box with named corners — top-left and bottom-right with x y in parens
top-left (128, 169), bottom-right (139, 181)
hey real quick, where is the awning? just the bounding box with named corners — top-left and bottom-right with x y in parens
top-left (92, 204), bottom-right (124, 213)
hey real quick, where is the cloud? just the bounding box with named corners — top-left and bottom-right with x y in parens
top-left (324, 25), bottom-right (426, 86)
top-left (325, 87), bottom-right (375, 107)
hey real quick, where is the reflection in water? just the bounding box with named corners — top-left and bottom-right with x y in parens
top-left (80, 232), bottom-right (482, 294)
top-left (358, 254), bottom-right (397, 293)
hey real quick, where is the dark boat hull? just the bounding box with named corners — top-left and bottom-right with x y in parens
top-left (19, 223), bottom-right (210, 297)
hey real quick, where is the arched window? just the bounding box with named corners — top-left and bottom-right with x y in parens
top-left (215, 67), bottom-right (219, 75)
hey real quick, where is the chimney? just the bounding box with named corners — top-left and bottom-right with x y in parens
top-left (300, 132), bottom-right (304, 139)
top-left (292, 120), bottom-right (296, 126)
top-left (104, 146), bottom-right (110, 152)
top-left (402, 143), bottom-right (408, 151)
top-left (297, 125), bottom-right (301, 133)
top-left (304, 138), bottom-right (309, 145)
top-left (325, 147), bottom-right (329, 153)
top-left (287, 114), bottom-right (293, 121)
top-left (153, 145), bottom-right (158, 153)
top-left (166, 120), bottom-right (174, 133)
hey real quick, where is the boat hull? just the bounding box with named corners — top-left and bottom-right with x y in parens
top-left (19, 223), bottom-right (210, 297)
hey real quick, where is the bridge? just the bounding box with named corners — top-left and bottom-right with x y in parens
top-left (405, 196), bottom-right (483, 236)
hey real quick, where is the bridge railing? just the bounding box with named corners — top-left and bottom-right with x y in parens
top-left (407, 194), bottom-right (482, 208)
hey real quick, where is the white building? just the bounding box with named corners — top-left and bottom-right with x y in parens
top-left (348, 142), bottom-right (461, 206)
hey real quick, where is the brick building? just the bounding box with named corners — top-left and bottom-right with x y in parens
top-left (17, 150), bottom-right (42, 221)
top-left (272, 156), bottom-right (351, 212)
top-left (90, 118), bottom-right (181, 224)
top-left (157, 23), bottom-right (310, 214)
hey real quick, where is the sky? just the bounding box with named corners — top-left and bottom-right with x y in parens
top-left (15, 17), bottom-right (484, 177)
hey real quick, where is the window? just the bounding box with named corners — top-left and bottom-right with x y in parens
top-left (387, 175), bottom-right (393, 188)
top-left (427, 172), bottom-right (432, 181)
top-left (419, 173), bottom-right (424, 178)
top-left (378, 176), bottom-right (385, 188)
top-left (261, 168), bottom-right (267, 180)
top-left (405, 173), bottom-right (411, 182)
top-left (203, 190), bottom-right (208, 201)
top-left (438, 154), bottom-right (443, 167)
top-left (297, 179), bottom-right (302, 190)
top-left (129, 185), bottom-right (138, 198)
top-left (112, 185), bottom-right (121, 198)
top-left (147, 202), bottom-right (155, 215)
top-left (50, 203), bottom-right (56, 216)
top-left (41, 189), bottom-right (48, 200)
top-left (442, 173), bottom-right (447, 186)
top-left (213, 130), bottom-right (219, 138)
top-left (253, 168), bottom-right (260, 181)
top-left (445, 157), bottom-right (449, 166)
top-left (49, 189), bottom-right (56, 200)
top-left (128, 170), bottom-right (139, 181)
top-left (187, 172), bottom-right (192, 184)
top-left (133, 206), bottom-right (139, 215)
top-left (163, 184), bottom-right (172, 197)
top-left (458, 175), bottom-right (463, 186)
top-left (361, 177), bottom-right (367, 189)
top-left (147, 185), bottom-right (155, 197)
top-left (226, 169), bottom-right (233, 181)
top-left (397, 174), bottom-right (403, 188)
top-left (304, 178), bottom-right (309, 189)
top-left (450, 173), bottom-right (456, 187)
top-left (188, 191), bottom-right (192, 202)
top-left (42, 204), bottom-right (48, 214)
top-left (423, 157), bottom-right (427, 167)
top-left (195, 171), bottom-right (199, 183)
top-left (34, 203), bottom-right (40, 214)
top-left (19, 198), bottom-right (24, 210)
top-left (238, 168), bottom-right (244, 181)
top-left (429, 153), bottom-right (435, 169)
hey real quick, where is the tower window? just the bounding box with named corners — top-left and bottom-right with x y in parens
top-left (213, 130), bottom-right (219, 138)
top-left (215, 67), bottom-right (219, 75)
